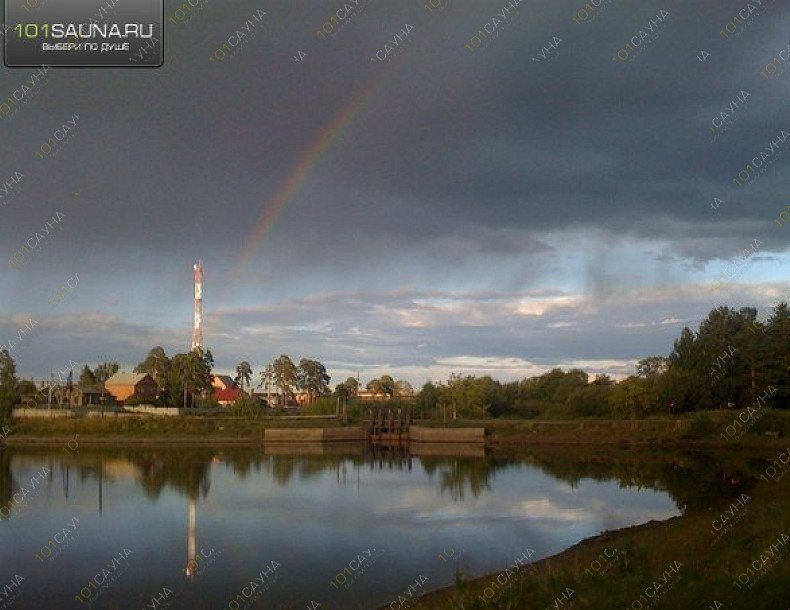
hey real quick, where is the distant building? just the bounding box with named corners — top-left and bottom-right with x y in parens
top-left (74, 384), bottom-right (107, 406)
top-left (294, 391), bottom-right (312, 406)
top-left (356, 389), bottom-right (391, 401)
top-left (105, 372), bottom-right (158, 403)
top-left (214, 387), bottom-right (244, 406)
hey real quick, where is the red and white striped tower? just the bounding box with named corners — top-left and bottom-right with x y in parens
top-left (191, 260), bottom-right (203, 351)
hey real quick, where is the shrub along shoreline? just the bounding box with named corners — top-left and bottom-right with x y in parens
top-left (1, 409), bottom-right (788, 448)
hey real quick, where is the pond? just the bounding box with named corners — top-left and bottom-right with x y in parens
top-left (0, 443), bottom-right (761, 609)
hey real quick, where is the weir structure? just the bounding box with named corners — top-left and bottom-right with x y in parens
top-left (364, 407), bottom-right (412, 443)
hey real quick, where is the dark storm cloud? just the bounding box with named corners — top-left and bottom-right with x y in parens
top-left (2, 0), bottom-right (788, 273)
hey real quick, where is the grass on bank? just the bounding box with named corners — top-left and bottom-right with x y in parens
top-left (408, 468), bottom-right (790, 609)
top-left (3, 405), bottom-right (788, 447)
top-left (4, 413), bottom-right (345, 440)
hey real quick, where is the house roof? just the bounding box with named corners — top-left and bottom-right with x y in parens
top-left (215, 388), bottom-right (243, 402)
top-left (212, 375), bottom-right (237, 388)
top-left (105, 372), bottom-right (152, 387)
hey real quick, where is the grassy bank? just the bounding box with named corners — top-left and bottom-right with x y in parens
top-left (2, 414), bottom-right (343, 445)
top-left (408, 459), bottom-right (790, 609)
top-left (433, 410), bottom-right (790, 448)
top-left (2, 409), bottom-right (787, 448)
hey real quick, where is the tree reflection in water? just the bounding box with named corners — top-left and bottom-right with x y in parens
top-left (0, 448), bottom-right (14, 519)
top-left (0, 445), bottom-right (770, 516)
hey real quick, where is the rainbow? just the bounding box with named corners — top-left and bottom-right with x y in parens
top-left (233, 79), bottom-right (382, 281)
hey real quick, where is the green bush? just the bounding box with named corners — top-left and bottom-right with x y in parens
top-left (747, 409), bottom-right (789, 437)
top-left (565, 385), bottom-right (613, 417)
top-left (229, 396), bottom-right (264, 418)
top-left (300, 397), bottom-right (339, 415)
top-left (684, 412), bottom-right (719, 438)
top-left (0, 391), bottom-right (12, 425)
top-left (512, 399), bottom-right (548, 419)
top-left (196, 395), bottom-right (220, 409)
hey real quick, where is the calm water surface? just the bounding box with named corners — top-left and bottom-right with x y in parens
top-left (0, 444), bottom-right (751, 609)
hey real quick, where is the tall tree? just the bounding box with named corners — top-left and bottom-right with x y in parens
top-left (367, 375), bottom-right (395, 397)
top-left (271, 355), bottom-right (298, 405)
top-left (417, 381), bottom-right (440, 413)
top-left (167, 349), bottom-right (213, 407)
top-left (344, 376), bottom-right (359, 398)
top-left (394, 379), bottom-right (415, 398)
top-left (668, 327), bottom-right (699, 371)
top-left (134, 347), bottom-right (171, 389)
top-left (259, 364), bottom-right (275, 405)
top-left (79, 365), bottom-right (96, 386)
top-left (297, 359), bottom-right (330, 404)
top-left (334, 383), bottom-right (349, 399)
top-left (765, 302), bottom-right (790, 408)
top-left (94, 361), bottom-right (120, 383)
top-left (235, 361), bottom-right (253, 392)
top-left (636, 356), bottom-right (668, 378)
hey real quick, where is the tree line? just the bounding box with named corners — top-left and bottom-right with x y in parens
top-left (411, 304), bottom-right (790, 419)
top-left (1, 302), bottom-right (787, 419)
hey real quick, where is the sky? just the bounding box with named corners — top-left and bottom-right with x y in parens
top-left (1, 0), bottom-right (789, 388)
